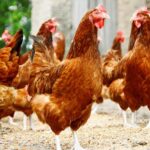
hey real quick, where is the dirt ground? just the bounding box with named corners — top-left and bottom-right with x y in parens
top-left (1, 101), bottom-right (150, 150)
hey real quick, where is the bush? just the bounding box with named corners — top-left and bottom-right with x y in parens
top-left (0, 0), bottom-right (31, 53)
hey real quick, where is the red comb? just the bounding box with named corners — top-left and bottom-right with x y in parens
top-left (96, 4), bottom-right (107, 12)
top-left (117, 30), bottom-right (124, 36)
top-left (96, 4), bottom-right (110, 19)
top-left (45, 18), bottom-right (59, 33)
top-left (131, 7), bottom-right (150, 21)
top-left (131, 7), bottom-right (150, 28)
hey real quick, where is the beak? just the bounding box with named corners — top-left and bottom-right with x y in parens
top-left (101, 12), bottom-right (110, 19)
top-left (51, 17), bottom-right (59, 26)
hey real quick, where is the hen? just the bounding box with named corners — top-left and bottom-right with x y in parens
top-left (1, 29), bottom-right (32, 127)
top-left (0, 51), bottom-right (32, 129)
top-left (112, 7), bottom-right (150, 128)
top-left (102, 30), bottom-right (124, 86)
top-left (101, 31), bottom-right (133, 126)
top-left (10, 19), bottom-right (58, 129)
top-left (0, 29), bottom-right (23, 125)
top-left (92, 30), bottom-right (125, 114)
top-left (30, 5), bottom-right (109, 150)
top-left (102, 27), bottom-right (141, 127)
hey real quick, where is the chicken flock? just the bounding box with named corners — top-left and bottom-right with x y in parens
top-left (0, 4), bottom-right (150, 150)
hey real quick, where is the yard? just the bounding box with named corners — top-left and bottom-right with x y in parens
top-left (1, 101), bottom-right (150, 150)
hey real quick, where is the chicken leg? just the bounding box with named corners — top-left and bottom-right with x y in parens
top-left (131, 112), bottom-right (138, 127)
top-left (91, 103), bottom-right (100, 114)
top-left (29, 115), bottom-right (34, 130)
top-left (122, 111), bottom-right (133, 127)
top-left (23, 115), bottom-right (27, 130)
top-left (71, 131), bottom-right (85, 150)
top-left (55, 135), bottom-right (62, 150)
top-left (23, 115), bottom-right (34, 130)
top-left (122, 111), bottom-right (138, 128)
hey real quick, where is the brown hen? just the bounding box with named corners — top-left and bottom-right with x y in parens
top-left (10, 19), bottom-right (59, 129)
top-left (103, 30), bottom-right (125, 86)
top-left (30, 5), bottom-right (109, 149)
top-left (112, 7), bottom-right (150, 128)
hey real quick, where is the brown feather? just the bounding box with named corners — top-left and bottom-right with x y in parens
top-left (0, 85), bottom-right (32, 119)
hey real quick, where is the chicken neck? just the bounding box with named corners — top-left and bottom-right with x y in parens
top-left (67, 12), bottom-right (99, 59)
top-left (137, 20), bottom-right (150, 47)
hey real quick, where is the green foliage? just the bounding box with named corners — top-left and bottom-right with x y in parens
top-left (0, 0), bottom-right (31, 53)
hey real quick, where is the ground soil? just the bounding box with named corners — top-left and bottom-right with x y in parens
top-left (0, 101), bottom-right (150, 150)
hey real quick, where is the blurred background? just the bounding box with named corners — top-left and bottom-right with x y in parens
top-left (0, 0), bottom-right (149, 54)
top-left (0, 0), bottom-right (31, 53)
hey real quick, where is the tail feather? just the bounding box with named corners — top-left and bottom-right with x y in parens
top-left (29, 35), bottom-right (64, 96)
top-left (30, 35), bottom-right (56, 65)
top-left (6, 29), bottom-right (23, 56)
